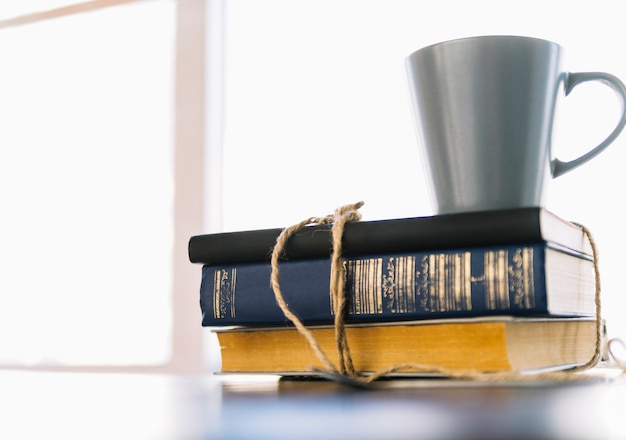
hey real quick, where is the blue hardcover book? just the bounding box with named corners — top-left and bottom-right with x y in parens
top-left (200, 243), bottom-right (595, 327)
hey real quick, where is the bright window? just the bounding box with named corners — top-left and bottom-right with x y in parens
top-left (0, 1), bottom-right (175, 366)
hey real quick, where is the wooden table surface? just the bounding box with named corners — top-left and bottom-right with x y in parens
top-left (2, 368), bottom-right (625, 439)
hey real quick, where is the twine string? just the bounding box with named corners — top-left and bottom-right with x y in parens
top-left (269, 201), bottom-right (364, 376)
top-left (270, 215), bottom-right (338, 374)
top-left (567, 222), bottom-right (603, 373)
top-left (269, 202), bottom-right (617, 386)
top-left (328, 202), bottom-right (364, 376)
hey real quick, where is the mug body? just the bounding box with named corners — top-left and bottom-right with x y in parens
top-left (405, 35), bottom-right (563, 214)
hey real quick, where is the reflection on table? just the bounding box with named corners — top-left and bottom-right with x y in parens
top-left (1, 368), bottom-right (625, 439)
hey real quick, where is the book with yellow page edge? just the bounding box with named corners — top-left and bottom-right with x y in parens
top-left (214, 317), bottom-right (598, 375)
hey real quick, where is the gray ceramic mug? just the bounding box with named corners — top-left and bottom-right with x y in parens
top-left (405, 35), bottom-right (626, 214)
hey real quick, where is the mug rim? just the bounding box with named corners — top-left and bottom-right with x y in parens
top-left (406, 35), bottom-right (561, 59)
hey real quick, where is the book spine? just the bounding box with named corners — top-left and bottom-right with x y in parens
top-left (200, 244), bottom-right (570, 327)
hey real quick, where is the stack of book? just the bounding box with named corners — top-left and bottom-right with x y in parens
top-left (188, 207), bottom-right (599, 376)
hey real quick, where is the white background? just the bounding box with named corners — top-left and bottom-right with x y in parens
top-left (222, 0), bottom-right (626, 340)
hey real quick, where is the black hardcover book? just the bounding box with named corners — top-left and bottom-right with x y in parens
top-left (188, 207), bottom-right (591, 265)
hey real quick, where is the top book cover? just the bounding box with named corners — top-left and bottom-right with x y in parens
top-left (188, 207), bottom-right (592, 265)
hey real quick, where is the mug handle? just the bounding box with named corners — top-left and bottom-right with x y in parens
top-left (553, 71), bottom-right (626, 177)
